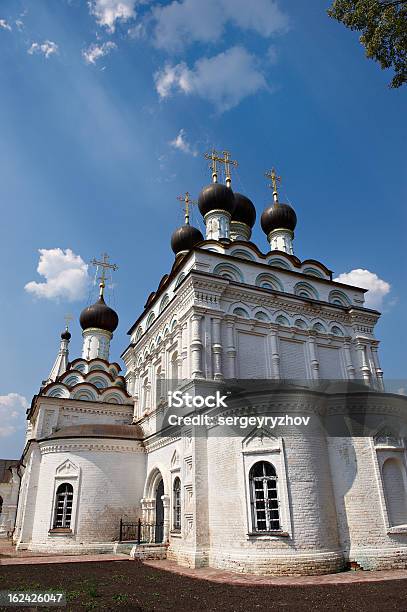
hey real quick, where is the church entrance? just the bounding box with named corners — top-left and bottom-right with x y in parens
top-left (155, 479), bottom-right (164, 543)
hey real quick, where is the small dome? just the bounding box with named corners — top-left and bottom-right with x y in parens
top-left (198, 183), bottom-right (235, 217)
top-left (171, 224), bottom-right (204, 255)
top-left (232, 193), bottom-right (256, 228)
top-left (261, 203), bottom-right (297, 235)
top-left (79, 296), bottom-right (119, 333)
top-left (61, 329), bottom-right (71, 341)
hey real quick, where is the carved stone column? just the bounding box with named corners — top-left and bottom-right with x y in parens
top-left (307, 332), bottom-right (320, 380)
top-left (191, 314), bottom-right (204, 379)
top-left (269, 329), bottom-right (281, 379)
top-left (370, 343), bottom-right (384, 390)
top-left (356, 340), bottom-right (371, 384)
top-left (181, 321), bottom-right (188, 379)
top-left (211, 317), bottom-right (223, 380)
top-left (343, 340), bottom-right (356, 380)
top-left (132, 368), bottom-right (141, 421)
top-left (176, 328), bottom-right (183, 382)
top-left (162, 494), bottom-right (171, 543)
top-left (225, 317), bottom-right (236, 379)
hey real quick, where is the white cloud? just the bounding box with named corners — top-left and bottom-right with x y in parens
top-left (25, 248), bottom-right (89, 302)
top-left (155, 46), bottom-right (267, 111)
top-left (0, 393), bottom-right (28, 438)
top-left (88, 0), bottom-right (137, 32)
top-left (152, 0), bottom-right (288, 51)
top-left (28, 40), bottom-right (58, 58)
top-left (170, 129), bottom-right (198, 156)
top-left (83, 41), bottom-right (117, 64)
top-left (0, 18), bottom-right (12, 31)
top-left (334, 269), bottom-right (391, 310)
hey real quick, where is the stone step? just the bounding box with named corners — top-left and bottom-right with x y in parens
top-left (130, 543), bottom-right (168, 560)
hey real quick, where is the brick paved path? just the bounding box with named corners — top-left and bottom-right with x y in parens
top-left (144, 560), bottom-right (407, 586)
top-left (2, 540), bottom-right (407, 586)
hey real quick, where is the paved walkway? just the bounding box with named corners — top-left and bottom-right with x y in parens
top-left (0, 539), bottom-right (127, 566)
top-left (3, 540), bottom-right (407, 586)
top-left (143, 559), bottom-right (407, 586)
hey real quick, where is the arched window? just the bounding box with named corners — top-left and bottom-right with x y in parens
top-left (294, 318), bottom-right (307, 330)
top-left (159, 294), bottom-right (170, 313)
top-left (255, 273), bottom-right (284, 292)
top-left (213, 263), bottom-right (243, 283)
top-left (53, 483), bottom-right (73, 529)
top-left (230, 249), bottom-right (256, 261)
top-left (331, 325), bottom-right (344, 336)
top-left (255, 311), bottom-right (270, 322)
top-left (64, 375), bottom-right (81, 387)
top-left (175, 273), bottom-right (185, 288)
top-left (294, 282), bottom-right (319, 300)
top-left (88, 376), bottom-right (108, 389)
top-left (146, 312), bottom-right (155, 329)
top-left (382, 458), bottom-right (407, 527)
top-left (173, 477), bottom-right (181, 531)
top-left (233, 307), bottom-right (249, 318)
top-left (303, 267), bottom-right (324, 278)
top-left (312, 322), bottom-right (326, 333)
top-left (329, 290), bottom-right (350, 307)
top-left (249, 461), bottom-right (280, 532)
top-left (276, 315), bottom-right (290, 327)
top-left (268, 258), bottom-right (291, 270)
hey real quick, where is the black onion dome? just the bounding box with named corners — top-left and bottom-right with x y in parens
top-left (232, 193), bottom-right (256, 228)
top-left (261, 202), bottom-right (297, 235)
top-left (61, 329), bottom-right (71, 341)
top-left (171, 224), bottom-right (204, 254)
top-left (198, 183), bottom-right (235, 217)
top-left (79, 296), bottom-right (119, 333)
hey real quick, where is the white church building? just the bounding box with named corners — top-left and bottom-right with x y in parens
top-left (10, 158), bottom-right (407, 575)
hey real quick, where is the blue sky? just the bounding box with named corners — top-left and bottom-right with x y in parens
top-left (0, 0), bottom-right (406, 458)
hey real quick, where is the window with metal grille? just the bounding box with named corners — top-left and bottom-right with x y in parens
top-left (53, 483), bottom-right (73, 529)
top-left (173, 477), bottom-right (181, 531)
top-left (249, 461), bottom-right (280, 532)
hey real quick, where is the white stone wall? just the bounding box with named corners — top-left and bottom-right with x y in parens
top-left (328, 436), bottom-right (407, 570)
top-left (0, 468), bottom-right (19, 538)
top-left (26, 439), bottom-right (145, 553)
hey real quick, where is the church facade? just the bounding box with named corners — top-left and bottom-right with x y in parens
top-left (11, 160), bottom-right (407, 575)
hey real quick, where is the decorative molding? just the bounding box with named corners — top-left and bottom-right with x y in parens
top-left (39, 441), bottom-right (144, 454)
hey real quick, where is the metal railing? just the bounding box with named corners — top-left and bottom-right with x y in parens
top-left (119, 518), bottom-right (164, 544)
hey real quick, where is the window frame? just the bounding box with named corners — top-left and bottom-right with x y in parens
top-left (172, 477), bottom-right (182, 532)
top-left (249, 461), bottom-right (281, 533)
top-left (49, 461), bottom-right (80, 536)
top-left (371, 436), bottom-right (407, 534)
top-left (242, 435), bottom-right (292, 539)
top-left (52, 483), bottom-right (74, 530)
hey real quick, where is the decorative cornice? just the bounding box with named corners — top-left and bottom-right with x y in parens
top-left (39, 440), bottom-right (144, 454)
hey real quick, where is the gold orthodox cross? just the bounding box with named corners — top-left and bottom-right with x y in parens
top-left (204, 149), bottom-right (238, 186)
top-left (64, 313), bottom-right (73, 331)
top-left (177, 192), bottom-right (197, 225)
top-left (91, 253), bottom-right (118, 297)
top-left (265, 168), bottom-right (281, 203)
